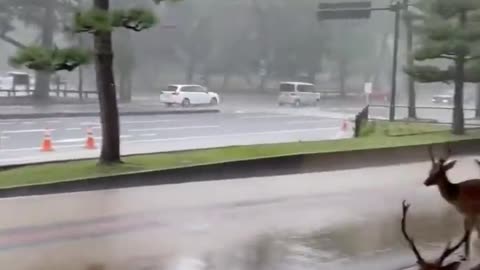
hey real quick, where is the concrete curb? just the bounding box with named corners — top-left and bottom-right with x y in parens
top-left (0, 109), bottom-right (220, 119)
top-left (0, 139), bottom-right (479, 198)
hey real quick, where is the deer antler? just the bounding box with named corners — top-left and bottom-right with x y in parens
top-left (401, 200), bottom-right (425, 264)
top-left (436, 230), bottom-right (469, 264)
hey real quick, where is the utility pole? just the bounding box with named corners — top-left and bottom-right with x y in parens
top-left (404, 0), bottom-right (416, 119)
top-left (389, 1), bottom-right (401, 121)
top-left (317, 1), bottom-right (406, 121)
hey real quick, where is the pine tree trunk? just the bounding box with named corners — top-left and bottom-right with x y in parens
top-left (33, 0), bottom-right (55, 101)
top-left (452, 11), bottom-right (466, 135)
top-left (94, 0), bottom-right (121, 164)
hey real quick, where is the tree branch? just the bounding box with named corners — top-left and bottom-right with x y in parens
top-left (0, 33), bottom-right (26, 49)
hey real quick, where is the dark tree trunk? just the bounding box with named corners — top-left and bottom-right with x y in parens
top-left (404, 3), bottom-right (417, 119)
top-left (94, 0), bottom-right (121, 164)
top-left (476, 84), bottom-right (480, 118)
top-left (452, 11), bottom-right (466, 135)
top-left (33, 0), bottom-right (55, 101)
top-left (185, 60), bottom-right (195, 83)
top-left (118, 73), bottom-right (132, 102)
top-left (78, 66), bottom-right (84, 101)
top-left (339, 58), bottom-right (347, 97)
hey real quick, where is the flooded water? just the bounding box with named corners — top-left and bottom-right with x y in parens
top-left (1, 157), bottom-right (480, 270)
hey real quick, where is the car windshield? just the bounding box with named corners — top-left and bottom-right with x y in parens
top-left (166, 85), bottom-right (178, 92)
top-left (279, 83), bottom-right (296, 92)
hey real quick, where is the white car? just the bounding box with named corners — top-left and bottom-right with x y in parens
top-left (277, 81), bottom-right (321, 107)
top-left (160, 84), bottom-right (220, 107)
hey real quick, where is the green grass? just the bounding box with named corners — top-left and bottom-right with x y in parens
top-left (360, 121), bottom-right (449, 137)
top-left (0, 121), bottom-right (479, 189)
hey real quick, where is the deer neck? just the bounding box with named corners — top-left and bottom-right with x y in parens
top-left (437, 175), bottom-right (459, 203)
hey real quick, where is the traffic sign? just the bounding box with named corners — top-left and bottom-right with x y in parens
top-left (317, 1), bottom-right (372, 20)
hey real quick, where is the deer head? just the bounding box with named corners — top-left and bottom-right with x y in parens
top-left (401, 200), bottom-right (467, 270)
top-left (424, 145), bottom-right (457, 187)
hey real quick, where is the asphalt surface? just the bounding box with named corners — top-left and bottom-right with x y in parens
top-left (1, 157), bottom-right (480, 270)
top-left (0, 108), bottom-right (350, 166)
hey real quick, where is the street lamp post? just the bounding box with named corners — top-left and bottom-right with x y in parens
top-left (317, 1), bottom-right (406, 121)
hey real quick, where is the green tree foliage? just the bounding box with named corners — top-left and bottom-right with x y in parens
top-left (404, 0), bottom-right (480, 134)
top-left (10, 46), bottom-right (91, 72)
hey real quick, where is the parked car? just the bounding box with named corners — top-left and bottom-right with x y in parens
top-left (432, 90), bottom-right (454, 104)
top-left (159, 84), bottom-right (220, 107)
top-left (277, 81), bottom-right (321, 107)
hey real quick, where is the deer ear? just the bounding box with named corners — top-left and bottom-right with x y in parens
top-left (442, 261), bottom-right (461, 270)
top-left (443, 160), bottom-right (457, 171)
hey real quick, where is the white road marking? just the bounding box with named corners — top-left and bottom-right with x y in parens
top-left (21, 121), bottom-right (34, 125)
top-left (3, 129), bottom-right (54, 134)
top-left (0, 144), bottom-right (83, 153)
top-left (122, 119), bottom-right (176, 124)
top-left (128, 125), bottom-right (219, 132)
top-left (66, 128), bottom-right (82, 131)
top-left (287, 120), bottom-right (337, 125)
top-left (238, 115), bottom-right (298, 120)
top-left (126, 127), bottom-right (338, 144)
top-left (55, 135), bottom-right (132, 143)
top-left (46, 120), bottom-right (61, 124)
top-left (140, 133), bottom-right (157, 137)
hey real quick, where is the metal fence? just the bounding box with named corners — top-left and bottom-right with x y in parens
top-left (368, 104), bottom-right (480, 127)
top-left (354, 105), bottom-right (369, 137)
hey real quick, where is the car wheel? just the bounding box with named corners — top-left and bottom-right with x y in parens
top-left (182, 98), bottom-right (191, 107)
top-left (166, 103), bottom-right (173, 107)
top-left (294, 100), bottom-right (301, 107)
top-left (210, 98), bottom-right (218, 106)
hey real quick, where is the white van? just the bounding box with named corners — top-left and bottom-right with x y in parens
top-left (277, 81), bottom-right (320, 107)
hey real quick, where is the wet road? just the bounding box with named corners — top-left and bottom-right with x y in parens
top-left (0, 110), bottom-right (348, 166)
top-left (1, 156), bottom-right (480, 270)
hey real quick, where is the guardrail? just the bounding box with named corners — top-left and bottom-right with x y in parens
top-left (0, 89), bottom-right (98, 99)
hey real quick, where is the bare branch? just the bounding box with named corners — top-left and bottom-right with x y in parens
top-left (401, 200), bottom-right (425, 264)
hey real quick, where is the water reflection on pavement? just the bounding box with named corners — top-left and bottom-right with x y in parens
top-left (1, 157), bottom-right (480, 270)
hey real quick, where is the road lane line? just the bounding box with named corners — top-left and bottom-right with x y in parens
top-left (126, 127), bottom-right (338, 144)
top-left (3, 129), bottom-right (54, 134)
top-left (122, 120), bottom-right (176, 124)
top-left (21, 122), bottom-right (34, 125)
top-left (128, 125), bottom-right (220, 132)
top-left (66, 128), bottom-right (82, 131)
top-left (140, 133), bottom-right (157, 137)
top-left (0, 144), bottom-right (83, 153)
top-left (287, 120), bottom-right (337, 125)
top-left (46, 120), bottom-right (61, 124)
top-left (237, 115), bottom-right (299, 120)
top-left (55, 135), bottom-right (132, 143)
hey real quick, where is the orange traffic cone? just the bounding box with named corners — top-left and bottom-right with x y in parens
top-left (85, 127), bottom-right (96, 150)
top-left (41, 129), bottom-right (54, 152)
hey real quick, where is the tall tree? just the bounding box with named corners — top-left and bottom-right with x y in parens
top-left (0, 0), bottom-right (78, 101)
top-left (405, 0), bottom-right (480, 134)
top-left (12, 0), bottom-right (171, 164)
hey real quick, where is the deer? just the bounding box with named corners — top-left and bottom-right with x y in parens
top-left (424, 145), bottom-right (480, 260)
top-left (401, 200), bottom-right (468, 270)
